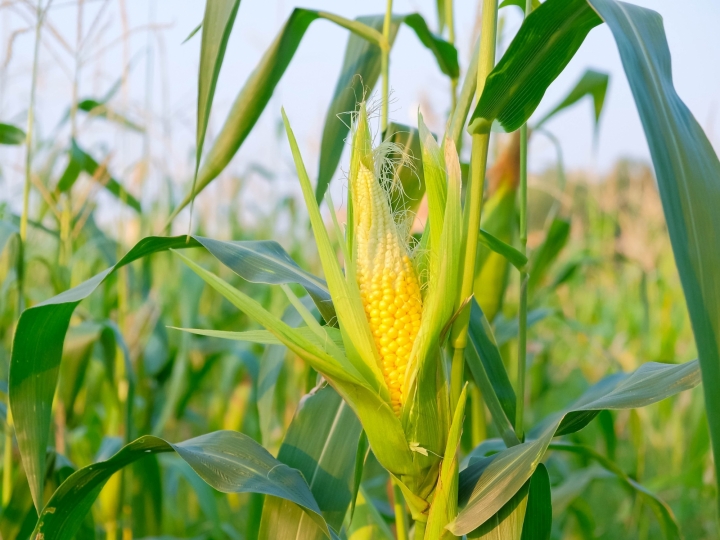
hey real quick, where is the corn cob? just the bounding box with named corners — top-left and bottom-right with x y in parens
top-left (353, 162), bottom-right (423, 414)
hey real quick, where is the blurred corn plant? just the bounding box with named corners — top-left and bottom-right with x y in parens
top-left (1, 0), bottom-right (720, 539)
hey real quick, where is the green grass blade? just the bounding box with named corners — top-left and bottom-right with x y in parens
top-left (587, 0), bottom-right (720, 512)
top-left (32, 431), bottom-right (331, 540)
top-left (260, 385), bottom-right (362, 538)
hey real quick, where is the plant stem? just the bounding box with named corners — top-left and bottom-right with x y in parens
top-left (381, 0), bottom-right (393, 133)
top-left (20, 0), bottom-right (45, 243)
top-left (445, 0), bottom-right (458, 114)
top-left (7, 0), bottom-right (46, 506)
top-left (392, 479), bottom-right (409, 540)
top-left (516, 0), bottom-right (534, 444)
top-left (449, 0), bottom-right (499, 411)
top-left (413, 520), bottom-right (426, 540)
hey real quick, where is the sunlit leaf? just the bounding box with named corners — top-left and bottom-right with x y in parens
top-left (32, 431), bottom-right (331, 539)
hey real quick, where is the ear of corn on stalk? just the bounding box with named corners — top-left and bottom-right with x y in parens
top-left (178, 102), bottom-right (465, 532)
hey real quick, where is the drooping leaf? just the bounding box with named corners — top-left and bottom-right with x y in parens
top-left (468, 0), bottom-right (603, 134)
top-left (534, 68), bottom-right (609, 129)
top-left (260, 385), bottom-right (362, 538)
top-left (0, 123), bottom-right (26, 145)
top-left (9, 234), bottom-right (333, 510)
top-left (587, 0), bottom-right (720, 510)
top-left (478, 229), bottom-right (527, 271)
top-left (450, 359), bottom-right (700, 535)
top-left (169, 9), bottom-right (385, 222)
top-left (32, 431), bottom-right (331, 540)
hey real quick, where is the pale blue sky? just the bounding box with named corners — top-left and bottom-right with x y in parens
top-left (1, 0), bottom-right (718, 226)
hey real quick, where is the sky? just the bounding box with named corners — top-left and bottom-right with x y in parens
top-left (0, 0), bottom-right (718, 230)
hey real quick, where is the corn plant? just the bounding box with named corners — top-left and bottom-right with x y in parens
top-left (2, 0), bottom-right (720, 538)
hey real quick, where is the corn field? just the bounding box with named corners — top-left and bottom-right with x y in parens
top-left (0, 0), bottom-right (718, 538)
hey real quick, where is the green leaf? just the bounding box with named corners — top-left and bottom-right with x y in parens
top-left (0, 123), bottom-right (26, 145)
top-left (315, 15), bottom-right (400, 204)
top-left (402, 14), bottom-right (459, 79)
top-left (468, 0), bottom-right (602, 134)
top-left (182, 22), bottom-right (203, 43)
top-left (520, 464), bottom-right (551, 540)
top-left (549, 442), bottom-right (679, 539)
top-left (451, 359), bottom-right (700, 535)
top-left (260, 385), bottom-right (362, 538)
top-left (478, 229), bottom-right (527, 271)
top-left (193, 236), bottom-right (336, 324)
top-left (527, 218), bottom-right (570, 295)
top-left (32, 431), bottom-right (331, 540)
top-left (169, 9), bottom-right (384, 222)
top-left (195, 0), bottom-right (241, 180)
top-left (9, 234), bottom-right (333, 510)
top-left (587, 0), bottom-right (720, 512)
top-left (534, 68), bottom-right (609, 129)
top-left (348, 487), bottom-right (394, 539)
top-left (466, 471), bottom-right (529, 539)
top-left (425, 385), bottom-right (467, 539)
top-left (56, 140), bottom-right (142, 212)
top-left (76, 99), bottom-right (143, 132)
top-left (314, 13), bottom-right (458, 202)
top-left (258, 304), bottom-right (304, 446)
top-left (465, 300), bottom-right (519, 447)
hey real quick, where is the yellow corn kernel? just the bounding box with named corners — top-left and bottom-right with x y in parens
top-left (354, 162), bottom-right (423, 414)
